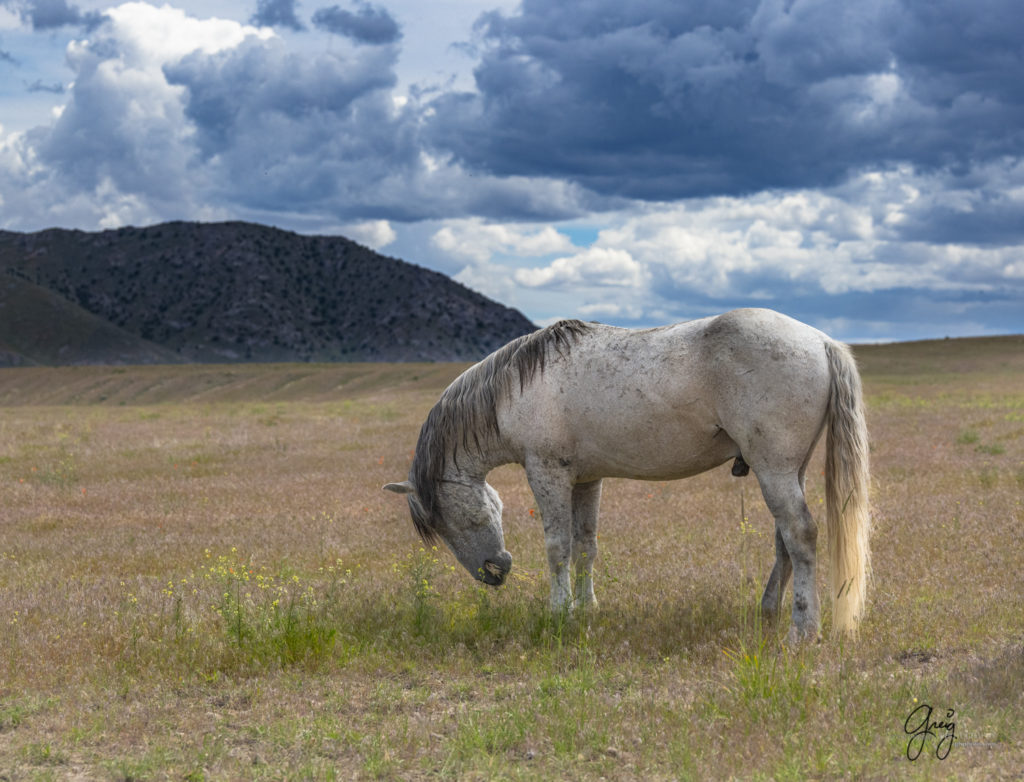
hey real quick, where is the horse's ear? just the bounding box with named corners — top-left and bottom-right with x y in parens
top-left (383, 481), bottom-right (416, 496)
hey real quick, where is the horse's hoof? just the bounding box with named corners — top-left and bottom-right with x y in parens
top-left (785, 625), bottom-right (822, 647)
top-left (572, 597), bottom-right (598, 614)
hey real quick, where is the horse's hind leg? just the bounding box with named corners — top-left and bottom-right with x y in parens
top-left (571, 480), bottom-right (602, 609)
top-left (761, 459), bottom-right (812, 623)
top-left (758, 473), bottom-right (820, 643)
top-left (760, 526), bottom-right (793, 623)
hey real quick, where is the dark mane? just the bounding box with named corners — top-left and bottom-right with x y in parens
top-left (407, 319), bottom-right (592, 543)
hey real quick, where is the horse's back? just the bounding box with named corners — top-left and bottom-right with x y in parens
top-left (503, 309), bottom-right (832, 481)
top-left (566, 308), bottom-right (829, 396)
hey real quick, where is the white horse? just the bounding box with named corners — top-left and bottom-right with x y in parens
top-left (385, 308), bottom-right (870, 641)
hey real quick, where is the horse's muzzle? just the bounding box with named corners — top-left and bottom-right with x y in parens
top-left (481, 552), bottom-right (512, 586)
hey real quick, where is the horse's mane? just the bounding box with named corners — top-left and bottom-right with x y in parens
top-left (407, 319), bottom-right (591, 543)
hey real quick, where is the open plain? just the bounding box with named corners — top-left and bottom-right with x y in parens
top-left (0, 336), bottom-right (1022, 780)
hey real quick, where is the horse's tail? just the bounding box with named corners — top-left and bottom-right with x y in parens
top-left (823, 340), bottom-right (871, 637)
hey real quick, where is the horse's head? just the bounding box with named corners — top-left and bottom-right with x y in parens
top-left (384, 478), bottom-right (512, 586)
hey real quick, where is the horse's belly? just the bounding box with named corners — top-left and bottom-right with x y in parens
top-left (573, 421), bottom-right (739, 482)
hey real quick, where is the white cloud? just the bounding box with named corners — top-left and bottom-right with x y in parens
top-left (100, 2), bottom-right (272, 65)
top-left (94, 175), bottom-right (153, 228)
top-left (0, 6), bottom-right (20, 29)
top-left (432, 219), bottom-right (576, 263)
top-left (514, 247), bottom-right (646, 288)
top-left (465, 166), bottom-right (1024, 332)
top-left (452, 257), bottom-right (521, 307)
top-left (576, 181), bottom-right (933, 297)
top-left (341, 219), bottom-right (396, 249)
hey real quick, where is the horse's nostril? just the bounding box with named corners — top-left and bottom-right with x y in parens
top-left (483, 555), bottom-right (511, 585)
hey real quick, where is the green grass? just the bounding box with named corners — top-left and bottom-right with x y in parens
top-left (957, 429), bottom-right (981, 445)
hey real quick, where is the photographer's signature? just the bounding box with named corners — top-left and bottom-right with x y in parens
top-left (904, 702), bottom-right (955, 760)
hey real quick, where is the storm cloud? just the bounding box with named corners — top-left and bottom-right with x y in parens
top-left (250, 0), bottom-right (304, 31)
top-left (311, 2), bottom-right (401, 45)
top-left (18, 0), bottom-right (104, 29)
top-left (426, 0), bottom-right (1024, 206)
top-left (163, 36), bottom-right (416, 211)
top-left (26, 78), bottom-right (64, 92)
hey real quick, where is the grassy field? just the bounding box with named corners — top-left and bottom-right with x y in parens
top-left (0, 335), bottom-right (1022, 780)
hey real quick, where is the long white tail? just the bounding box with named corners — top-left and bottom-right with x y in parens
top-left (824, 340), bottom-right (871, 637)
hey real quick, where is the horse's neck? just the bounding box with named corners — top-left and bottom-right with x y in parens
top-left (446, 436), bottom-right (517, 482)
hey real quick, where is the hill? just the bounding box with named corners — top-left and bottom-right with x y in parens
top-left (0, 274), bottom-right (181, 366)
top-left (852, 334), bottom-right (1024, 378)
top-left (0, 221), bottom-right (536, 366)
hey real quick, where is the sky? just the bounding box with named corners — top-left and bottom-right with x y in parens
top-left (0, 0), bottom-right (1022, 342)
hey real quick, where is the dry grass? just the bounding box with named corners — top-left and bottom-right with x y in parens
top-left (0, 338), bottom-right (1022, 780)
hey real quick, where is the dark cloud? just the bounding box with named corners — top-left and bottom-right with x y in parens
top-left (0, 48), bottom-right (15, 66)
top-left (897, 195), bottom-right (1024, 248)
top-left (164, 37), bottom-right (399, 158)
top-left (163, 37), bottom-right (422, 213)
top-left (426, 0), bottom-right (1024, 205)
top-left (850, 162), bottom-right (1024, 248)
top-left (161, 30), bottom-right (580, 221)
top-left (26, 79), bottom-right (64, 93)
top-left (311, 2), bottom-right (401, 45)
top-left (31, 28), bottom-right (200, 206)
top-left (891, 0), bottom-right (1024, 107)
top-left (20, 0), bottom-right (104, 30)
top-left (250, 0), bottom-right (304, 31)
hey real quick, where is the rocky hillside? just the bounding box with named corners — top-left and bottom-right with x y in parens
top-left (0, 221), bottom-right (536, 365)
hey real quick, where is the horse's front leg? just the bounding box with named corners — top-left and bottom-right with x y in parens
top-left (572, 480), bottom-right (602, 610)
top-left (525, 458), bottom-right (575, 611)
